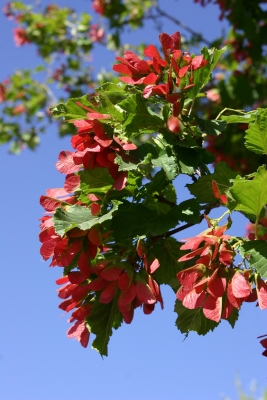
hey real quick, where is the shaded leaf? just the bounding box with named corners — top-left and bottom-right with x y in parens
top-left (79, 168), bottom-right (114, 194)
top-left (175, 300), bottom-right (220, 335)
top-left (196, 116), bottom-right (227, 136)
top-left (225, 307), bottom-right (239, 329)
top-left (177, 199), bottom-right (201, 223)
top-left (111, 202), bottom-right (180, 241)
top-left (150, 238), bottom-right (185, 287)
top-left (86, 296), bottom-right (122, 356)
top-left (187, 162), bottom-right (237, 203)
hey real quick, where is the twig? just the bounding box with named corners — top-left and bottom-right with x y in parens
top-left (155, 6), bottom-right (212, 46)
top-left (150, 201), bottom-right (220, 243)
top-left (154, 194), bottom-right (176, 208)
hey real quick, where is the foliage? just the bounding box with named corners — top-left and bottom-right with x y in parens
top-left (37, 30), bottom-right (267, 356)
top-left (2, 0), bottom-right (267, 358)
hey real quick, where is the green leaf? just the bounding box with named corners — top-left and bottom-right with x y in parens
top-left (175, 146), bottom-right (214, 175)
top-left (79, 168), bottom-right (115, 194)
top-left (86, 296), bottom-right (122, 356)
top-left (118, 93), bottom-right (148, 114)
top-left (150, 238), bottom-right (185, 287)
top-left (230, 166), bottom-right (267, 220)
top-left (145, 170), bottom-right (170, 194)
top-left (196, 116), bottom-right (227, 136)
top-left (98, 95), bottom-right (125, 122)
top-left (245, 108), bottom-right (267, 155)
top-left (187, 46), bottom-right (227, 99)
top-left (115, 143), bottom-right (156, 172)
top-left (177, 199), bottom-right (201, 223)
top-left (220, 113), bottom-right (256, 124)
top-left (51, 95), bottom-right (96, 120)
top-left (187, 162), bottom-right (238, 203)
top-left (111, 202), bottom-right (180, 241)
top-left (226, 307), bottom-right (239, 329)
top-left (152, 146), bottom-right (178, 180)
top-left (53, 202), bottom-right (119, 236)
top-left (175, 300), bottom-right (220, 335)
top-left (119, 94), bottom-right (163, 135)
top-left (97, 82), bottom-right (127, 96)
top-left (175, 146), bottom-right (199, 175)
top-left (240, 240), bottom-right (267, 279)
top-left (114, 154), bottom-right (139, 171)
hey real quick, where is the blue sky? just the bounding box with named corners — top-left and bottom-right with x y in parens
top-left (0, 1), bottom-right (266, 399)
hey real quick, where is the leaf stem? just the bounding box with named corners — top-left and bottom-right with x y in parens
top-left (215, 108), bottom-right (249, 121)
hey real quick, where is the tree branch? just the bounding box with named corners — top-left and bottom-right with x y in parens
top-left (150, 201), bottom-right (220, 244)
top-left (111, 5), bottom-right (212, 47)
top-left (154, 6), bottom-right (212, 46)
top-left (154, 194), bottom-right (176, 208)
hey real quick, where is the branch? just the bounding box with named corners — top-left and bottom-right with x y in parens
top-left (154, 194), bottom-right (176, 208)
top-left (150, 201), bottom-right (220, 243)
top-left (154, 6), bottom-right (212, 46)
top-left (111, 5), bottom-right (211, 47)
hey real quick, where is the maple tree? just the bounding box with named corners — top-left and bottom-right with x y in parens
top-left (2, 1), bottom-right (267, 358)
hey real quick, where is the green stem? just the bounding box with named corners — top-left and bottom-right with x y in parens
top-left (215, 108), bottom-right (248, 121)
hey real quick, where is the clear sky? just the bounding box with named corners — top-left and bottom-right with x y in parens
top-left (0, 1), bottom-right (266, 399)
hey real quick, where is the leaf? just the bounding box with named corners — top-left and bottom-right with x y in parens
top-left (152, 146), bottom-right (178, 180)
top-left (220, 113), bottom-right (256, 124)
top-left (150, 238), bottom-right (186, 287)
top-left (114, 143), bottom-right (156, 172)
top-left (97, 82), bottom-right (127, 96)
top-left (225, 307), bottom-right (239, 329)
top-left (119, 94), bottom-right (163, 135)
top-left (187, 46), bottom-right (227, 99)
top-left (176, 199), bottom-right (201, 224)
top-left (145, 170), bottom-right (170, 194)
top-left (98, 95), bottom-right (125, 122)
top-left (174, 300), bottom-right (220, 335)
top-left (230, 166), bottom-right (267, 220)
top-left (51, 95), bottom-right (96, 120)
top-left (53, 202), bottom-right (119, 236)
top-left (86, 296), bottom-right (123, 356)
top-left (79, 168), bottom-right (115, 194)
top-left (245, 108), bottom-right (267, 154)
top-left (196, 116), bottom-right (227, 136)
top-left (175, 146), bottom-right (214, 175)
top-left (123, 114), bottom-right (163, 135)
top-left (240, 240), bottom-right (267, 279)
top-left (118, 93), bottom-right (149, 114)
top-left (187, 162), bottom-right (237, 203)
top-left (111, 202), bottom-right (180, 241)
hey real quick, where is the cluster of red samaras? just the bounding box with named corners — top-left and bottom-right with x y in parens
top-left (39, 205), bottom-right (163, 347)
top-left (39, 99), bottom-right (163, 347)
top-left (112, 31), bottom-right (207, 133)
top-left (56, 101), bottom-right (138, 190)
top-left (176, 218), bottom-right (267, 323)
